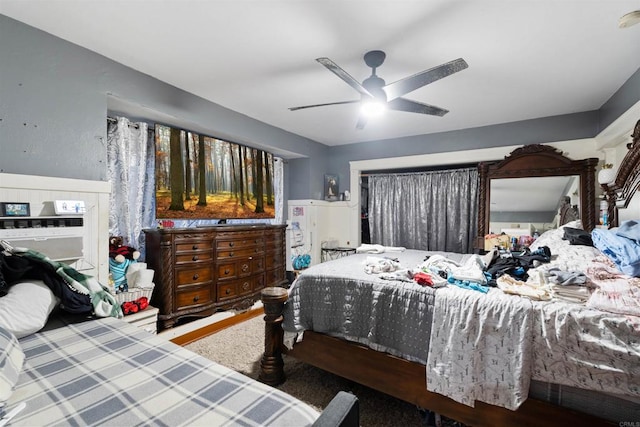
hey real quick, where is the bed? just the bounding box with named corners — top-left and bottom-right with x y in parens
top-left (260, 141), bottom-right (640, 427)
top-left (0, 264), bottom-right (359, 426)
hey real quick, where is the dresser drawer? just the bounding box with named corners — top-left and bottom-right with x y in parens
top-left (176, 267), bottom-right (212, 286)
top-left (175, 251), bottom-right (212, 264)
top-left (217, 246), bottom-right (264, 259)
top-left (265, 251), bottom-right (283, 269)
top-left (252, 257), bottom-right (265, 273)
top-left (264, 233), bottom-right (284, 245)
top-left (175, 241), bottom-right (211, 252)
top-left (217, 262), bottom-right (237, 280)
top-left (217, 257), bottom-right (265, 280)
top-left (217, 276), bottom-right (264, 301)
top-left (216, 233), bottom-right (264, 249)
top-left (265, 267), bottom-right (285, 287)
top-left (176, 287), bottom-right (212, 309)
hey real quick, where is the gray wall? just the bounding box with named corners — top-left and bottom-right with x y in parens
top-left (0, 15), bottom-right (329, 199)
top-left (326, 110), bottom-right (600, 179)
top-left (2, 15), bottom-right (639, 200)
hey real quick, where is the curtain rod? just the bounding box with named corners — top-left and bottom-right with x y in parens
top-left (362, 164), bottom-right (478, 177)
top-left (107, 116), bottom-right (140, 129)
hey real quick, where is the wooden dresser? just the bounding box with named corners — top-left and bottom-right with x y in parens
top-left (143, 224), bottom-right (287, 330)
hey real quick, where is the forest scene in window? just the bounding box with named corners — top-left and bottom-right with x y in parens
top-left (155, 124), bottom-right (275, 219)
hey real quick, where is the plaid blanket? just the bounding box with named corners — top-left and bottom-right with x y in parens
top-left (6, 316), bottom-right (319, 426)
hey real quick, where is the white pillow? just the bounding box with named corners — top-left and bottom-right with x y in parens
top-left (0, 325), bottom-right (25, 408)
top-left (530, 221), bottom-right (601, 273)
top-left (0, 280), bottom-right (60, 338)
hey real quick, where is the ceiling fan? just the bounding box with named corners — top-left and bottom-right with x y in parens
top-left (289, 50), bottom-right (468, 129)
top-left (619, 9), bottom-right (640, 28)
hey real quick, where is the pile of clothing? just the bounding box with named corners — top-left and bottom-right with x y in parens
top-left (0, 241), bottom-right (121, 318)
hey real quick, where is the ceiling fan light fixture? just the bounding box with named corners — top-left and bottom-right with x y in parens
top-left (619, 10), bottom-right (640, 28)
top-left (290, 50), bottom-right (467, 129)
top-left (361, 99), bottom-right (386, 117)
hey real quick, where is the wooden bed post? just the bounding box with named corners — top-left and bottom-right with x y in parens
top-left (258, 286), bottom-right (288, 386)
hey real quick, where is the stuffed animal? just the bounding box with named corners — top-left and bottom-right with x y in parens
top-left (109, 236), bottom-right (140, 293)
top-left (121, 297), bottom-right (149, 315)
top-left (109, 257), bottom-right (134, 293)
top-left (109, 236), bottom-right (140, 264)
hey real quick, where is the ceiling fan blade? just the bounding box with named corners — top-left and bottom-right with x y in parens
top-left (289, 100), bottom-right (360, 111)
top-left (388, 98), bottom-right (449, 116)
top-left (316, 57), bottom-right (374, 98)
top-left (383, 58), bottom-right (468, 101)
top-left (356, 116), bottom-right (368, 130)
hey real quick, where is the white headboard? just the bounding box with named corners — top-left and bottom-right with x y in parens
top-left (0, 173), bottom-right (111, 283)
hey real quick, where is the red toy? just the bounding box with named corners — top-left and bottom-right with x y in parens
top-left (121, 297), bottom-right (149, 315)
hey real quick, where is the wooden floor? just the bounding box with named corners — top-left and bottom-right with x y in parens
top-left (169, 306), bottom-right (264, 346)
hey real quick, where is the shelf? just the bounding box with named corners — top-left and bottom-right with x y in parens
top-left (321, 247), bottom-right (356, 262)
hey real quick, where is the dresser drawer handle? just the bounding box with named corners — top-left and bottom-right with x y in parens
top-left (225, 288), bottom-right (231, 295)
top-left (241, 263), bottom-right (249, 272)
top-left (242, 282), bottom-right (250, 291)
top-left (192, 255), bottom-right (199, 261)
top-left (229, 242), bottom-right (235, 247)
top-left (192, 245), bottom-right (198, 250)
top-left (193, 295), bottom-right (200, 302)
top-left (229, 252), bottom-right (234, 257)
top-left (193, 273), bottom-right (199, 280)
top-left (224, 269), bottom-right (230, 275)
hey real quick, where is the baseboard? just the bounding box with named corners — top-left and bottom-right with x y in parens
top-left (169, 306), bottom-right (264, 346)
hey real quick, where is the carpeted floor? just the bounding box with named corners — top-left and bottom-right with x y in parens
top-left (184, 314), bottom-right (464, 427)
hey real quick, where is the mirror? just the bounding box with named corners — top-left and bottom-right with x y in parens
top-left (476, 144), bottom-right (598, 251)
top-left (489, 175), bottom-right (580, 235)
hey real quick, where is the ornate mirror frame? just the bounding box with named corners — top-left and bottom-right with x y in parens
top-left (476, 144), bottom-right (598, 250)
top-left (603, 118), bottom-right (640, 228)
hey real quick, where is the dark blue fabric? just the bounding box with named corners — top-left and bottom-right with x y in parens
top-left (0, 252), bottom-right (92, 313)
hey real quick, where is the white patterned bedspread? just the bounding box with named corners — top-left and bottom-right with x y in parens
top-left (531, 300), bottom-right (640, 397)
top-left (7, 316), bottom-right (319, 426)
top-left (426, 287), bottom-right (534, 410)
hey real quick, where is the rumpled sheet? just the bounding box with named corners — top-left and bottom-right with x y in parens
top-left (426, 286), bottom-right (534, 410)
top-left (283, 250), bottom-right (469, 363)
top-left (531, 300), bottom-right (640, 397)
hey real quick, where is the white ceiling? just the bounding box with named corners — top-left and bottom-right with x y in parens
top-left (2, 0), bottom-right (640, 147)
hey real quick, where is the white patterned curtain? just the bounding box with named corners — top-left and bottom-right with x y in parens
top-left (368, 167), bottom-right (479, 253)
top-left (106, 117), bottom-right (155, 254)
top-left (273, 157), bottom-right (284, 224)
